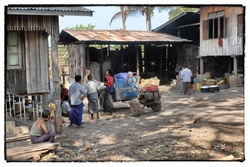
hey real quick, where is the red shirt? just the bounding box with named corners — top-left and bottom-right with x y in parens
top-left (61, 88), bottom-right (69, 102)
top-left (104, 76), bottom-right (114, 90)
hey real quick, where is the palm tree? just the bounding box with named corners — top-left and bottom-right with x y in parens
top-left (110, 6), bottom-right (199, 31)
top-left (109, 6), bottom-right (139, 30)
top-left (125, 6), bottom-right (169, 31)
top-left (110, 6), bottom-right (169, 31)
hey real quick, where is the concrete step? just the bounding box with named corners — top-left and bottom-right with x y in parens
top-left (6, 121), bottom-right (16, 136)
top-left (15, 126), bottom-right (30, 135)
top-left (6, 121), bottom-right (30, 136)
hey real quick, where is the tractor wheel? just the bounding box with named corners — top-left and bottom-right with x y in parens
top-left (129, 99), bottom-right (142, 117)
top-left (151, 102), bottom-right (161, 112)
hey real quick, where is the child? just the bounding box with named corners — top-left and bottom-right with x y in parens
top-left (62, 95), bottom-right (70, 117)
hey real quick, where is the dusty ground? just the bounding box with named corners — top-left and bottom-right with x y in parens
top-left (39, 85), bottom-right (245, 162)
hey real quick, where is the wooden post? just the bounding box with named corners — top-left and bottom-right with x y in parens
top-left (233, 56), bottom-right (238, 76)
top-left (120, 45), bottom-right (124, 72)
top-left (200, 57), bottom-right (204, 74)
top-left (160, 47), bottom-right (163, 85)
top-left (86, 44), bottom-right (90, 69)
top-left (51, 16), bottom-right (62, 134)
top-left (136, 44), bottom-right (140, 77)
top-left (100, 46), bottom-right (104, 80)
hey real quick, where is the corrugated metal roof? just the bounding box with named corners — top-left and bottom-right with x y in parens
top-left (59, 30), bottom-right (191, 44)
top-left (7, 6), bottom-right (93, 16)
top-left (152, 12), bottom-right (199, 32)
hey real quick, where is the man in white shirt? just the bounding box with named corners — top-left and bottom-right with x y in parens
top-left (68, 75), bottom-right (87, 128)
top-left (85, 74), bottom-right (100, 120)
top-left (181, 65), bottom-right (193, 95)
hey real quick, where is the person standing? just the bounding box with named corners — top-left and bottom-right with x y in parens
top-left (60, 83), bottom-right (69, 104)
top-left (103, 69), bottom-right (115, 115)
top-left (175, 63), bottom-right (179, 78)
top-left (85, 74), bottom-right (100, 120)
top-left (181, 65), bottom-right (193, 95)
top-left (30, 109), bottom-right (55, 144)
top-left (179, 66), bottom-right (184, 93)
top-left (68, 75), bottom-right (87, 128)
top-left (127, 71), bottom-right (139, 94)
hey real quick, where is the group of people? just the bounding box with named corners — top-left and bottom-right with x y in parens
top-left (64, 68), bottom-right (115, 128)
top-left (29, 68), bottom-right (116, 144)
top-left (178, 64), bottom-right (200, 95)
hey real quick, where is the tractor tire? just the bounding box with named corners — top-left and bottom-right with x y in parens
top-left (151, 102), bottom-right (161, 112)
top-left (129, 99), bottom-right (142, 117)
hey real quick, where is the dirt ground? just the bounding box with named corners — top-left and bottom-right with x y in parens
top-left (39, 85), bottom-right (245, 162)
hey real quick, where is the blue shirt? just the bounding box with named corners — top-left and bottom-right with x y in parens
top-left (68, 82), bottom-right (87, 105)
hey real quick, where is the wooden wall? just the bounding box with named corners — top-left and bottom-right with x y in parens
top-left (25, 31), bottom-right (50, 93)
top-left (6, 15), bottom-right (54, 95)
top-left (199, 6), bottom-right (244, 56)
top-left (68, 44), bottom-right (88, 84)
top-left (6, 31), bottom-right (50, 94)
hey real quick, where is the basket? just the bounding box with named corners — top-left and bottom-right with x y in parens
top-left (150, 79), bottom-right (160, 86)
top-left (142, 85), bottom-right (158, 92)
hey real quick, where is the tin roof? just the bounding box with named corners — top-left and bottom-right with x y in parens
top-left (7, 6), bottom-right (93, 16)
top-left (59, 29), bottom-right (191, 45)
top-left (152, 12), bottom-right (200, 32)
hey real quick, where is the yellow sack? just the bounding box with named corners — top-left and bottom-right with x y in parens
top-left (48, 103), bottom-right (56, 116)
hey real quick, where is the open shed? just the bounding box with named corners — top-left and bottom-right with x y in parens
top-left (153, 12), bottom-right (200, 73)
top-left (58, 29), bottom-right (191, 84)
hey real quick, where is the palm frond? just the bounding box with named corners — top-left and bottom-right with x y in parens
top-left (109, 12), bottom-right (122, 26)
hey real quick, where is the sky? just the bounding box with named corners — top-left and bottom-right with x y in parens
top-left (59, 6), bottom-right (170, 32)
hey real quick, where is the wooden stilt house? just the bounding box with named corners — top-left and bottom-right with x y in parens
top-left (5, 6), bottom-right (93, 133)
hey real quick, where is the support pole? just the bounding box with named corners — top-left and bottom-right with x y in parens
top-left (200, 57), bottom-right (204, 74)
top-left (51, 16), bottom-right (62, 134)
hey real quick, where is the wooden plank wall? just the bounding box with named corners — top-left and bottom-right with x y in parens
top-left (6, 31), bottom-right (26, 94)
top-left (68, 44), bottom-right (88, 84)
top-left (200, 6), bottom-right (244, 56)
top-left (7, 15), bottom-right (54, 35)
top-left (25, 31), bottom-right (49, 94)
top-left (6, 31), bottom-right (50, 94)
top-left (6, 15), bottom-right (53, 95)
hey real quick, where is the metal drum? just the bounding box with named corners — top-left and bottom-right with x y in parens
top-left (200, 86), bottom-right (209, 93)
top-left (209, 85), bottom-right (220, 93)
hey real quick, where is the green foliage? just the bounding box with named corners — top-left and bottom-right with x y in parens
top-left (65, 23), bottom-right (96, 30)
top-left (168, 7), bottom-right (199, 20)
